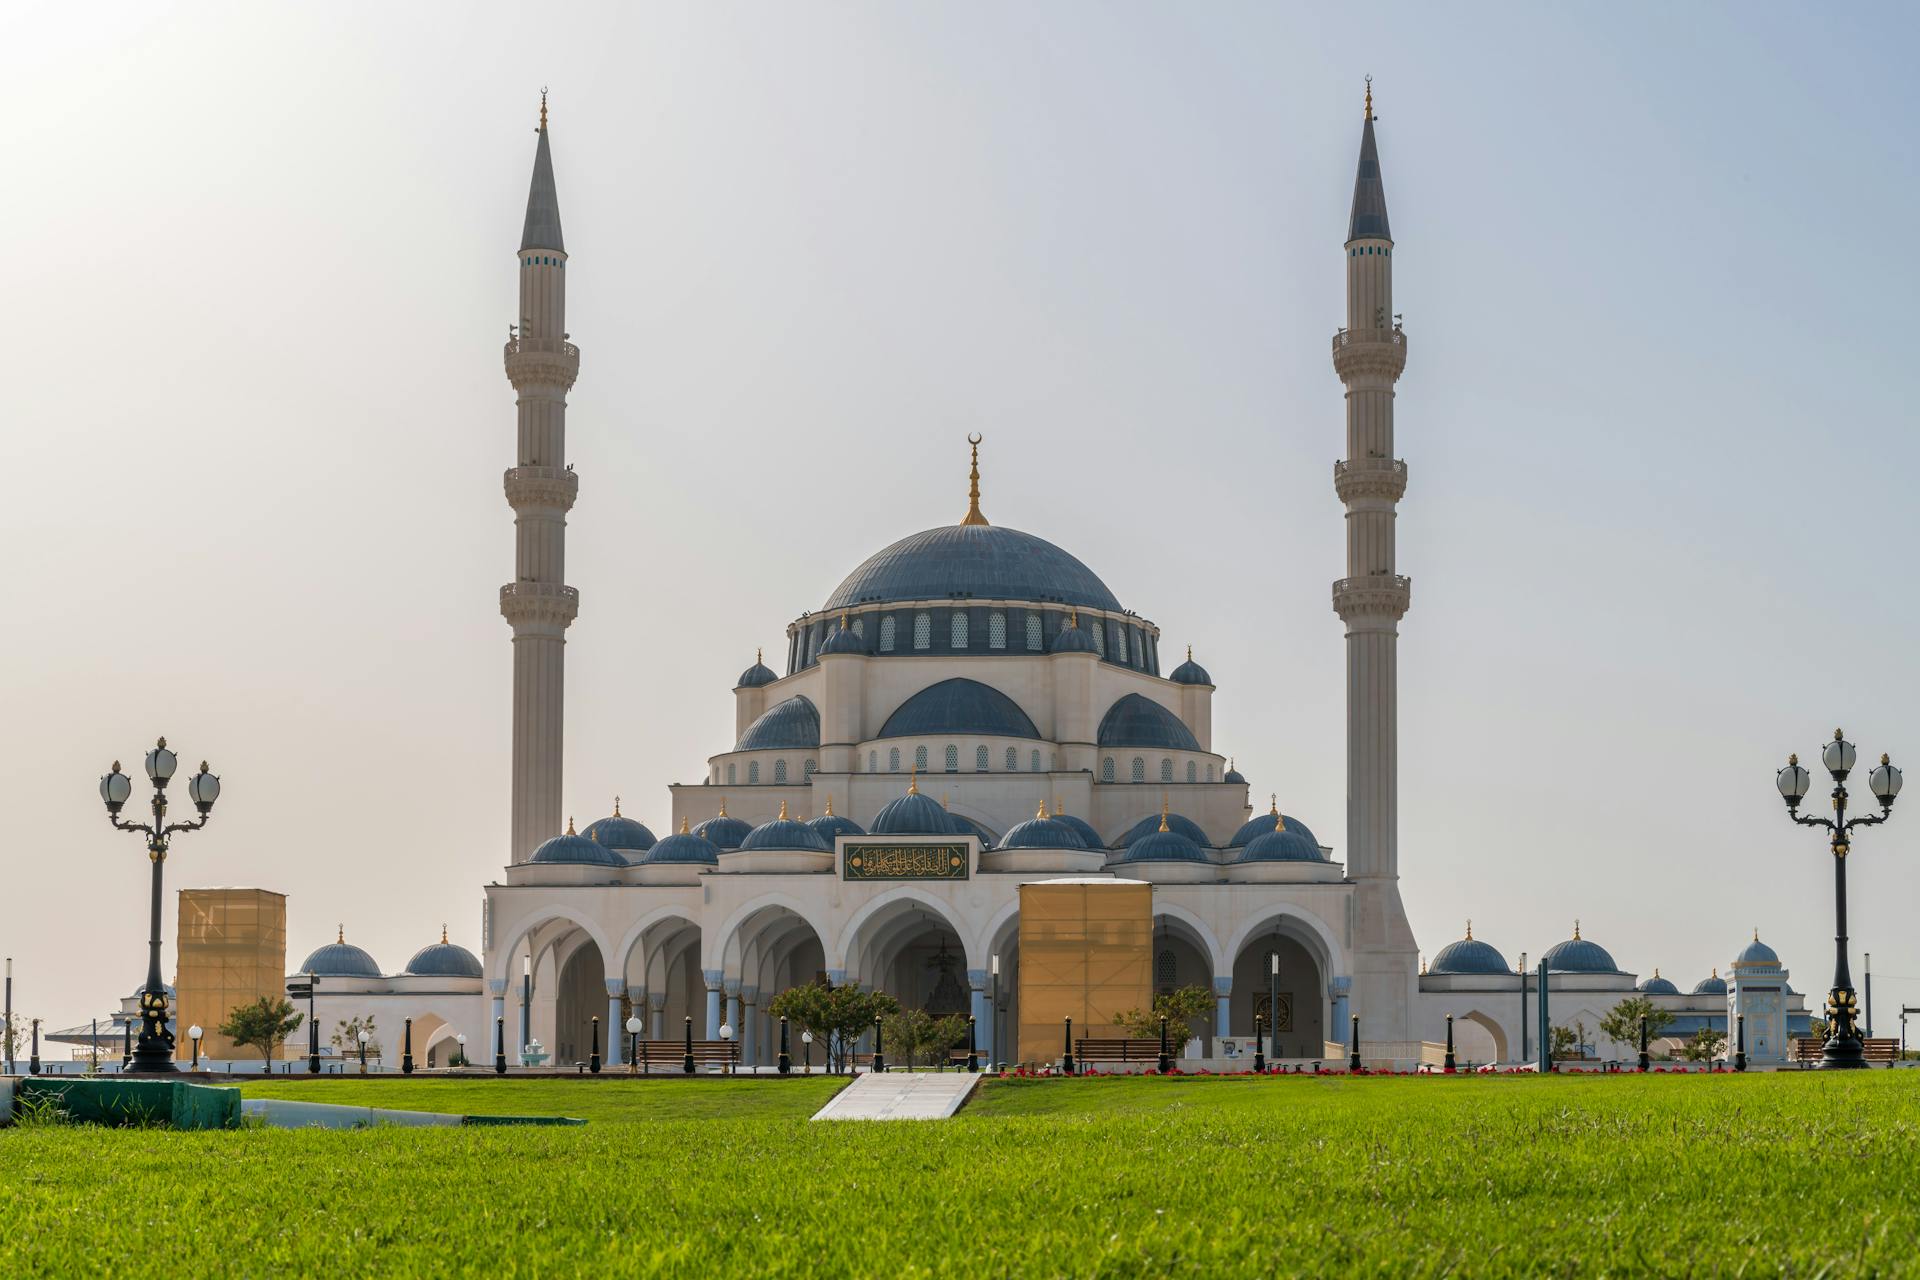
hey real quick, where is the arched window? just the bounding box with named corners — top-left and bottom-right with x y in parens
top-left (869, 750), bottom-right (878, 773)
top-left (1115, 624), bottom-right (1129, 664)
top-left (1160, 759), bottom-right (1173, 783)
top-left (1091, 620), bottom-right (1106, 658)
top-left (1186, 760), bottom-right (1197, 784)
top-left (1131, 757), bottom-right (1145, 783)
top-left (1101, 757), bottom-right (1116, 783)
top-left (880, 615), bottom-right (897, 652)
top-left (774, 759), bottom-right (788, 784)
top-left (1030, 749), bottom-right (1041, 772)
top-left (951, 612), bottom-right (969, 649)
top-left (945, 745), bottom-right (959, 772)
top-left (727, 763), bottom-right (737, 786)
top-left (851, 617), bottom-right (864, 639)
top-left (749, 761), bottom-right (761, 784)
top-left (1026, 613), bottom-right (1044, 651)
top-left (803, 759), bottom-right (816, 780)
top-left (1206, 763), bottom-right (1215, 782)
top-left (976, 745), bottom-right (989, 772)
top-left (988, 612), bottom-right (1006, 649)
top-left (889, 748), bottom-right (901, 773)
top-left (1156, 949), bottom-right (1177, 991)
top-left (915, 745), bottom-right (928, 771)
top-left (913, 612), bottom-right (931, 650)
top-left (1005, 747), bottom-right (1018, 771)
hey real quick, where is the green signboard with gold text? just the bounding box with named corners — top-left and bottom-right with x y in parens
top-left (842, 843), bottom-right (970, 881)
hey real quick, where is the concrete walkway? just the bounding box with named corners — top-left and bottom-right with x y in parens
top-left (811, 1070), bottom-right (981, 1121)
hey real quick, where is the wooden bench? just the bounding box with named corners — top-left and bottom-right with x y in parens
top-left (630, 1040), bottom-right (740, 1072)
top-left (1073, 1038), bottom-right (1164, 1069)
top-left (1789, 1037), bottom-right (1899, 1064)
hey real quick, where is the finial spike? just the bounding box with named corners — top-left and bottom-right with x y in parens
top-left (1754, 927), bottom-right (1760, 942)
top-left (1364, 75), bottom-right (1373, 121)
top-left (1269, 793), bottom-right (1278, 815)
top-left (1159, 793), bottom-right (1170, 832)
top-left (907, 765), bottom-right (918, 796)
top-left (613, 795), bottom-right (622, 817)
top-left (756, 646), bottom-right (763, 664)
top-left (539, 87), bottom-right (548, 132)
top-left (1036, 801), bottom-right (1048, 820)
top-left (1187, 644), bottom-right (1193, 662)
top-left (824, 795), bottom-right (834, 817)
top-left (338, 923), bottom-right (344, 944)
top-left (566, 815), bottom-right (575, 835)
top-left (1573, 919), bottom-right (1581, 941)
top-left (960, 434), bottom-right (988, 525)
top-left (680, 815), bottom-right (690, 834)
top-left (442, 924), bottom-right (449, 944)
top-left (1465, 919), bottom-right (1472, 941)
top-left (779, 798), bottom-right (788, 821)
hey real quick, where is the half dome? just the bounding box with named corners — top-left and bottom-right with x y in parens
top-left (581, 810), bottom-right (656, 853)
top-left (1097, 694), bottom-right (1201, 751)
top-left (531, 826), bottom-right (624, 867)
top-left (877, 679), bottom-right (1040, 741)
top-left (643, 824), bottom-right (722, 866)
top-left (735, 696), bottom-right (820, 752)
top-left (823, 524), bottom-right (1123, 613)
top-left (693, 812), bottom-right (753, 850)
top-left (1051, 812), bottom-right (1104, 849)
top-left (1228, 809), bottom-right (1320, 850)
top-left (999, 807), bottom-right (1089, 851)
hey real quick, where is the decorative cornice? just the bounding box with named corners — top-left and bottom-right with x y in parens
top-left (1330, 327), bottom-right (1406, 383)
top-left (503, 338), bottom-right (580, 391)
top-left (1331, 574), bottom-right (1411, 620)
top-left (503, 465), bottom-right (579, 510)
top-left (1333, 457), bottom-right (1408, 504)
top-left (500, 581), bottom-right (580, 631)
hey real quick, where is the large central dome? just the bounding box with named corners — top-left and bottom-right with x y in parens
top-left (822, 524), bottom-right (1123, 613)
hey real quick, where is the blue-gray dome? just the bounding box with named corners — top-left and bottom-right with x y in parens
top-left (1638, 971), bottom-right (1680, 996)
top-left (1542, 931), bottom-right (1620, 974)
top-left (819, 621), bottom-right (866, 656)
top-left (531, 829), bottom-right (624, 868)
top-left (1098, 695), bottom-right (1201, 751)
top-left (1116, 810), bottom-right (1213, 849)
top-left (870, 786), bottom-right (953, 836)
top-left (808, 810), bottom-right (866, 842)
top-left (1228, 810), bottom-right (1320, 850)
top-left (298, 937), bottom-right (382, 978)
top-left (1429, 933), bottom-right (1510, 975)
top-left (1223, 763), bottom-right (1246, 784)
top-left (736, 657), bottom-right (777, 688)
top-left (1735, 934), bottom-right (1780, 966)
top-left (1052, 813), bottom-right (1104, 849)
top-left (877, 679), bottom-right (1040, 741)
top-left (1169, 650), bottom-right (1212, 686)
top-left (998, 810), bottom-right (1089, 851)
top-left (1113, 823), bottom-right (1209, 864)
top-left (1692, 971), bottom-right (1727, 996)
top-left (735, 696), bottom-right (820, 752)
top-left (823, 524), bottom-right (1123, 613)
top-left (693, 813), bottom-right (753, 850)
top-left (948, 812), bottom-right (994, 842)
top-left (1051, 618), bottom-right (1099, 654)
top-left (1235, 825), bottom-right (1325, 863)
top-left (404, 935), bottom-right (483, 978)
top-left (739, 807), bottom-right (832, 852)
top-left (642, 826), bottom-right (721, 866)
top-left (580, 812), bottom-right (656, 853)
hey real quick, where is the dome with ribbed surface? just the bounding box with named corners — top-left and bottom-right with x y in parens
top-left (1429, 926), bottom-right (1509, 975)
top-left (1228, 809), bottom-right (1320, 850)
top-left (870, 782), bottom-right (953, 836)
top-left (693, 811), bottom-right (753, 851)
top-left (642, 822), bottom-right (722, 866)
top-left (999, 806), bottom-right (1089, 850)
top-left (1116, 810), bottom-right (1213, 849)
top-left (1236, 824), bottom-right (1325, 863)
top-left (1542, 927), bottom-right (1620, 974)
top-left (581, 809), bottom-right (656, 853)
top-left (819, 620), bottom-right (866, 656)
top-left (1735, 933), bottom-right (1780, 966)
top-left (1113, 822), bottom-right (1209, 864)
top-left (1692, 970), bottom-right (1727, 996)
top-left (877, 679), bottom-right (1039, 741)
top-left (734, 696), bottom-right (820, 752)
top-left (1169, 648), bottom-right (1212, 686)
top-left (531, 825), bottom-right (624, 867)
top-left (299, 932), bottom-right (382, 978)
top-left (739, 803), bottom-right (832, 852)
top-left (1638, 970), bottom-right (1680, 996)
top-left (1223, 761), bottom-right (1246, 784)
top-left (823, 524), bottom-right (1123, 613)
top-left (1097, 695), bottom-right (1201, 751)
top-left (405, 931), bottom-right (483, 978)
top-left (808, 802), bottom-right (865, 843)
top-left (1052, 812), bottom-right (1104, 849)
top-left (736, 654), bottom-right (777, 688)
top-left (1051, 617), bottom-right (1099, 653)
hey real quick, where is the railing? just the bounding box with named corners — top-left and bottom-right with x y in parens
top-left (503, 337), bottom-right (579, 358)
top-left (499, 583), bottom-right (579, 604)
top-left (1331, 326), bottom-right (1404, 352)
top-left (1333, 459), bottom-right (1407, 482)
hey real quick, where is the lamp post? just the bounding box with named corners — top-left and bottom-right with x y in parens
top-left (188, 1025), bottom-right (203, 1071)
top-left (1638, 1014), bottom-right (1649, 1072)
top-left (682, 1015), bottom-right (694, 1075)
top-left (1865, 953), bottom-right (1873, 1039)
top-left (402, 1019), bottom-right (415, 1074)
top-left (870, 1018), bottom-right (885, 1074)
top-left (495, 1015), bottom-right (507, 1075)
top-left (305, 973), bottom-right (320, 1074)
top-left (990, 952), bottom-right (1001, 1070)
top-left (1062, 1016), bottom-right (1074, 1076)
top-left (3, 958), bottom-right (12, 1076)
top-left (1443, 1014), bottom-right (1455, 1073)
top-left (122, 1018), bottom-right (131, 1070)
top-left (966, 1014), bottom-right (977, 1074)
top-left (98, 740), bottom-right (221, 1074)
top-left (357, 1028), bottom-right (370, 1074)
top-left (1734, 1016), bottom-right (1746, 1072)
top-left (30, 1018), bottom-right (42, 1074)
top-left (1157, 1014), bottom-right (1171, 1075)
top-left (589, 1016), bottom-right (602, 1074)
top-left (1349, 1013), bottom-right (1361, 1073)
top-left (455, 1033), bottom-right (467, 1068)
top-left (719, 1022), bottom-right (733, 1076)
top-left (1253, 1014), bottom-right (1266, 1074)
top-left (1268, 950), bottom-right (1280, 1061)
top-left (1518, 951), bottom-right (1529, 1064)
top-left (801, 1028), bottom-right (813, 1075)
top-left (1777, 731), bottom-right (1901, 1069)
top-left (626, 1016), bottom-right (643, 1075)
top-left (778, 1015), bottom-right (791, 1075)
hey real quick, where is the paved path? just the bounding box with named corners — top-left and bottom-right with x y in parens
top-left (811, 1070), bottom-right (981, 1121)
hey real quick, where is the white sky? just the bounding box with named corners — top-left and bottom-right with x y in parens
top-left (4, 2), bottom-right (1919, 1037)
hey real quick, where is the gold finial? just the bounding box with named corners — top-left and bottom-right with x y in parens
top-left (1882, 753), bottom-right (1891, 766)
top-left (907, 765), bottom-right (919, 796)
top-left (1275, 808), bottom-right (1286, 832)
top-left (1712, 966), bottom-right (1718, 978)
top-left (1364, 75), bottom-right (1373, 121)
top-left (1573, 919), bottom-right (1581, 941)
top-left (1037, 801), bottom-right (1048, 820)
top-left (1186, 644), bottom-right (1193, 662)
top-left (1654, 967), bottom-right (1660, 979)
top-left (1067, 608), bottom-right (1079, 629)
top-left (1788, 753), bottom-right (1799, 766)
top-left (337, 923), bottom-right (344, 944)
top-left (539, 87), bottom-right (548, 132)
top-left (680, 816), bottom-right (690, 834)
top-left (756, 647), bottom-right (763, 664)
top-left (778, 798), bottom-right (789, 821)
top-left (1269, 793), bottom-right (1278, 816)
top-left (718, 798), bottom-right (728, 817)
top-left (566, 816), bottom-right (576, 835)
top-left (824, 795), bottom-right (834, 817)
top-left (442, 924), bottom-right (449, 945)
top-left (1754, 927), bottom-right (1760, 942)
top-left (960, 434), bottom-right (988, 526)
top-left (1465, 919), bottom-right (1472, 941)
top-left (1159, 794), bottom-right (1171, 833)
top-left (1835, 728), bottom-right (1845, 741)
top-left (613, 795), bottom-right (622, 817)
top-left (1421, 953), bottom-right (1428, 975)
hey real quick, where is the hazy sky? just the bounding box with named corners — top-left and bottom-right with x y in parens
top-left (5, 3), bottom-right (1918, 1036)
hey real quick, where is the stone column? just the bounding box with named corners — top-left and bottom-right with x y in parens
top-left (968, 969), bottom-right (990, 1066)
top-left (703, 970), bottom-right (723, 1040)
top-left (725, 980), bottom-right (742, 1048)
top-left (1213, 976), bottom-right (1232, 1042)
top-left (740, 986), bottom-right (758, 1069)
top-left (1330, 976), bottom-right (1352, 1051)
top-left (648, 990), bottom-right (667, 1042)
top-left (489, 990), bottom-right (506, 1061)
top-left (604, 979), bottom-right (625, 1066)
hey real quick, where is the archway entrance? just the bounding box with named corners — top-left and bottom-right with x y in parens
top-left (1455, 1010), bottom-right (1508, 1064)
top-left (723, 905), bottom-right (827, 1068)
top-left (1229, 923), bottom-right (1326, 1058)
top-left (555, 937), bottom-right (606, 1065)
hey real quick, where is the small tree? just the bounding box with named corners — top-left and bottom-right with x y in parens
top-left (331, 1015), bottom-right (381, 1057)
top-left (1680, 1026), bottom-right (1726, 1063)
top-left (766, 983), bottom-right (901, 1073)
top-left (1111, 985), bottom-right (1215, 1042)
top-left (1599, 997), bottom-right (1674, 1050)
top-left (2, 1013), bottom-right (29, 1064)
top-left (880, 1009), bottom-right (971, 1069)
top-left (1548, 1025), bottom-right (1580, 1061)
top-left (218, 997), bottom-right (305, 1066)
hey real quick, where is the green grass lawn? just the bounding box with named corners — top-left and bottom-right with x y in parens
top-left (3, 1071), bottom-right (1916, 1276)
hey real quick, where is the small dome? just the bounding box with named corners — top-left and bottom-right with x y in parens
top-left (299, 929), bottom-right (382, 978)
top-left (999, 805), bottom-right (1090, 851)
top-left (693, 808), bottom-right (754, 851)
top-left (531, 821), bottom-right (624, 867)
top-left (1638, 969), bottom-right (1680, 996)
top-left (818, 619), bottom-right (866, 656)
top-left (642, 821), bottom-right (722, 866)
top-left (1223, 758), bottom-right (1246, 785)
top-left (870, 778), bottom-right (953, 836)
top-left (807, 799), bottom-right (865, 843)
top-left (734, 695), bottom-right (821, 752)
top-left (1692, 969), bottom-right (1728, 996)
top-left (739, 802), bottom-right (832, 852)
top-left (1227, 807), bottom-right (1320, 852)
top-left (1169, 647), bottom-right (1212, 686)
top-left (1051, 812), bottom-right (1104, 849)
top-left (1097, 694), bottom-right (1201, 751)
top-left (1235, 823), bottom-right (1325, 863)
top-left (1113, 811), bottom-right (1209, 864)
top-left (1428, 924), bottom-right (1509, 975)
top-left (1116, 810), bottom-right (1213, 849)
top-left (405, 929), bottom-right (483, 978)
top-left (736, 648), bottom-right (778, 687)
top-left (1051, 615), bottom-right (1099, 654)
top-left (1541, 924), bottom-right (1620, 974)
top-left (1735, 932), bottom-right (1780, 966)
top-left (580, 804), bottom-right (656, 853)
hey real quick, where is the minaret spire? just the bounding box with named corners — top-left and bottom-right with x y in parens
top-left (501, 96), bottom-right (582, 863)
top-left (960, 434), bottom-right (988, 526)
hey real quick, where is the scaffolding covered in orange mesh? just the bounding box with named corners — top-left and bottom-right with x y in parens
top-left (174, 889), bottom-right (288, 1061)
top-left (1016, 881), bottom-right (1151, 1066)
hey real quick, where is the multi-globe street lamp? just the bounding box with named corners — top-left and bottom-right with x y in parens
top-left (99, 738), bottom-right (221, 1074)
top-left (1776, 729), bottom-right (1901, 1070)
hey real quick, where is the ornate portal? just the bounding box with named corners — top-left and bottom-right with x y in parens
top-left (1255, 993), bottom-right (1294, 1033)
top-left (842, 843), bottom-right (969, 881)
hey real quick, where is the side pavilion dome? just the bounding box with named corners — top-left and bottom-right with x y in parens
top-left (999, 804), bottom-right (1089, 850)
top-left (1638, 969), bottom-right (1680, 996)
top-left (822, 524), bottom-right (1123, 614)
top-left (808, 796), bottom-right (865, 842)
top-left (1116, 809), bottom-right (1213, 849)
top-left (405, 928), bottom-right (484, 978)
top-left (870, 776), bottom-right (953, 836)
top-left (1428, 923), bottom-right (1509, 975)
top-left (1735, 931), bottom-right (1780, 966)
top-left (642, 819), bottom-right (721, 866)
top-left (1541, 923), bottom-right (1620, 973)
top-left (581, 800), bottom-right (656, 854)
top-left (299, 927), bottom-right (382, 978)
top-left (531, 819), bottom-right (624, 867)
top-left (694, 804), bottom-right (753, 851)
top-left (1692, 969), bottom-right (1727, 996)
top-left (739, 801), bottom-right (832, 852)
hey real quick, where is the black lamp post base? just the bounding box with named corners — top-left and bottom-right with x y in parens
top-left (1819, 1040), bottom-right (1869, 1069)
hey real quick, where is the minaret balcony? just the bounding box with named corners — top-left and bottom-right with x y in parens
top-left (500, 581), bottom-right (580, 630)
top-left (1331, 574), bottom-right (1411, 620)
top-left (1333, 458), bottom-right (1407, 503)
top-left (503, 465), bottom-right (579, 511)
top-left (503, 337), bottom-right (580, 390)
top-left (1331, 327), bottom-right (1406, 382)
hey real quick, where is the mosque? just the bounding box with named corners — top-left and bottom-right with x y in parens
top-left (287, 91), bottom-right (1809, 1070)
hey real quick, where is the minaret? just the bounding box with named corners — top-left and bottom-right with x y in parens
top-left (501, 91), bottom-right (581, 863)
top-left (1331, 80), bottom-right (1417, 1037)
